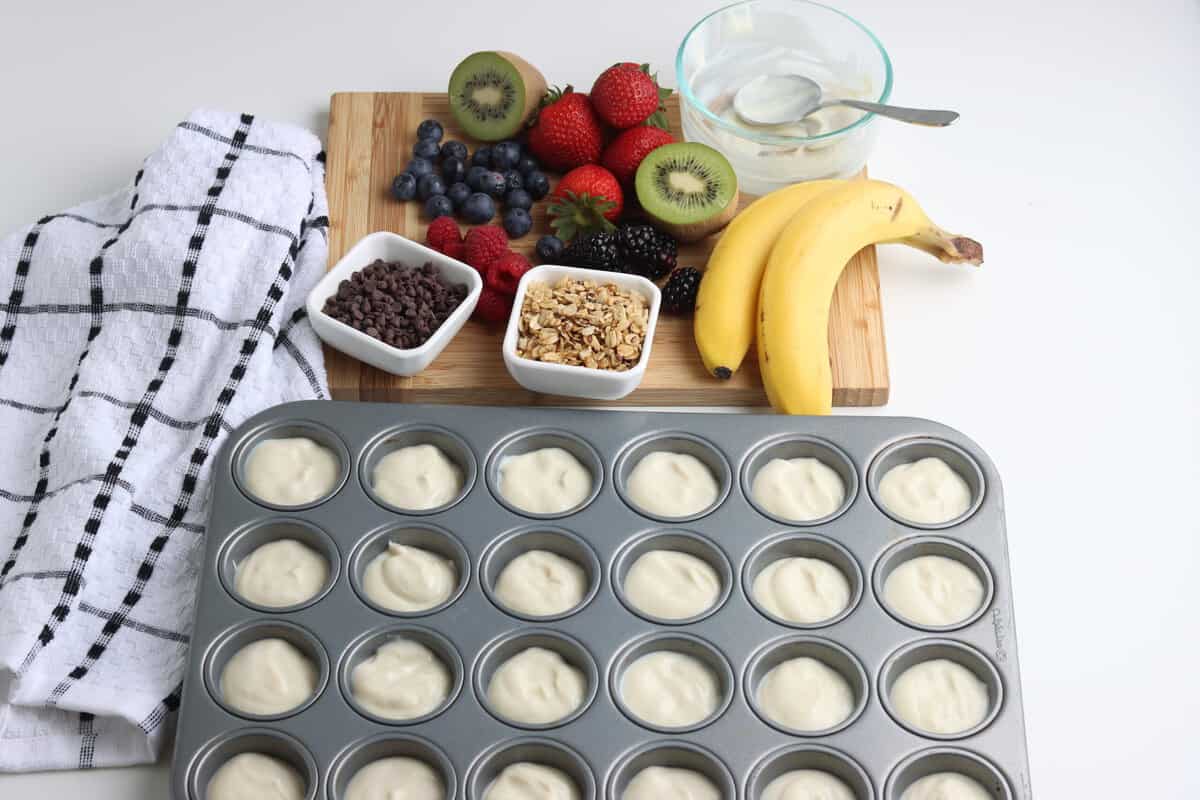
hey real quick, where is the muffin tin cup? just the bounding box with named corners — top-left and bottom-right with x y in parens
top-left (480, 526), bottom-right (603, 622)
top-left (348, 523), bottom-right (471, 618)
top-left (187, 727), bottom-right (319, 800)
top-left (746, 743), bottom-right (875, 800)
top-left (466, 737), bottom-right (597, 800)
top-left (613, 431), bottom-right (733, 524)
top-left (337, 624), bottom-right (464, 726)
top-left (203, 619), bottom-right (330, 722)
top-left (867, 438), bottom-right (986, 530)
top-left (232, 419), bottom-right (352, 511)
top-left (878, 639), bottom-right (1004, 741)
top-left (744, 635), bottom-right (870, 737)
top-left (607, 741), bottom-right (737, 800)
top-left (473, 629), bottom-right (600, 731)
top-left (611, 529), bottom-right (733, 626)
top-left (884, 747), bottom-right (1013, 800)
top-left (742, 532), bottom-right (864, 630)
top-left (609, 632), bottom-right (736, 735)
top-left (326, 733), bottom-right (457, 800)
top-left (217, 518), bottom-right (340, 613)
top-left (485, 428), bottom-right (605, 519)
top-left (359, 424), bottom-right (478, 515)
top-left (872, 536), bottom-right (995, 633)
top-left (741, 435), bottom-right (859, 526)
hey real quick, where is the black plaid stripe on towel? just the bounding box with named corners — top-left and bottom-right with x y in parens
top-left (0, 110), bottom-right (329, 770)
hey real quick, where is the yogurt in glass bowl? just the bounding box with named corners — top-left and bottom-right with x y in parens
top-left (676, 0), bottom-right (893, 195)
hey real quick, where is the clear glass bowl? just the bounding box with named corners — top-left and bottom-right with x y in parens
top-left (676, 0), bottom-right (893, 195)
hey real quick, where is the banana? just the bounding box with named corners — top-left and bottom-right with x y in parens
top-left (758, 180), bottom-right (983, 415)
top-left (694, 179), bottom-right (843, 379)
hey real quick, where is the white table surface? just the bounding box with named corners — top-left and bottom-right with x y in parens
top-left (1, 0), bottom-right (1197, 797)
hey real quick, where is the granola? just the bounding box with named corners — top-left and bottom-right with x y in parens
top-left (515, 277), bottom-right (649, 371)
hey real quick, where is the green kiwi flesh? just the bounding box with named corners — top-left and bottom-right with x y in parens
top-left (448, 51), bottom-right (547, 142)
top-left (634, 142), bottom-right (739, 242)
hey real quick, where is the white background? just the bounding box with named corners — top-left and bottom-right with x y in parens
top-left (0, 0), bottom-right (1198, 796)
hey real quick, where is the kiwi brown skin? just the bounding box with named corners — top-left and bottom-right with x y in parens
top-left (448, 51), bottom-right (547, 142)
top-left (634, 143), bottom-right (740, 242)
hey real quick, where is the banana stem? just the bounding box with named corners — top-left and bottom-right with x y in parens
top-left (898, 227), bottom-right (984, 266)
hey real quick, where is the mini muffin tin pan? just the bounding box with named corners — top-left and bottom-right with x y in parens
top-left (171, 401), bottom-right (1031, 799)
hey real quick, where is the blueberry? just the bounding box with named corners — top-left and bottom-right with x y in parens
top-left (505, 189), bottom-right (533, 211)
top-left (417, 173), bottom-right (446, 200)
top-left (441, 140), bottom-right (469, 162)
top-left (502, 169), bottom-right (524, 193)
top-left (413, 138), bottom-right (440, 160)
top-left (416, 119), bottom-right (444, 142)
top-left (471, 146), bottom-right (493, 168)
top-left (407, 157), bottom-right (435, 179)
top-left (390, 172), bottom-right (417, 201)
top-left (536, 235), bottom-right (565, 262)
top-left (441, 156), bottom-right (466, 185)
top-left (502, 207), bottom-right (533, 239)
top-left (480, 171), bottom-right (507, 198)
top-left (446, 182), bottom-right (471, 210)
top-left (517, 155), bottom-right (540, 177)
top-left (466, 165), bottom-right (489, 191)
top-left (524, 170), bottom-right (550, 201)
top-left (462, 192), bottom-right (496, 225)
top-left (424, 194), bottom-right (454, 219)
top-left (491, 141), bottom-right (521, 170)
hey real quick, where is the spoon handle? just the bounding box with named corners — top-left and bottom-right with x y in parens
top-left (832, 100), bottom-right (959, 127)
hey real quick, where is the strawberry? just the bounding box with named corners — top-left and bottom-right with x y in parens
top-left (425, 216), bottom-right (462, 253)
top-left (473, 286), bottom-right (513, 324)
top-left (486, 251), bottom-right (532, 296)
top-left (442, 239), bottom-right (466, 262)
top-left (601, 126), bottom-right (675, 186)
top-left (527, 87), bottom-right (605, 172)
top-left (591, 63), bottom-right (672, 129)
top-left (463, 225), bottom-right (508, 273)
top-left (547, 164), bottom-right (624, 242)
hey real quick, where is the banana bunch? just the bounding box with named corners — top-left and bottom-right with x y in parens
top-left (694, 179), bottom-right (983, 415)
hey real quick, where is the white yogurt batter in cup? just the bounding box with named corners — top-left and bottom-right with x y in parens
top-left (623, 766), bottom-right (721, 800)
top-left (890, 659), bottom-right (989, 735)
top-left (498, 447), bottom-right (593, 514)
top-left (762, 769), bottom-right (856, 800)
top-left (623, 550), bottom-right (721, 620)
top-left (486, 646), bottom-right (587, 725)
top-left (625, 451), bottom-right (719, 518)
top-left (344, 756), bottom-right (444, 800)
top-left (878, 457), bottom-right (972, 525)
top-left (350, 638), bottom-right (451, 720)
top-left (235, 538), bottom-right (329, 608)
top-left (757, 656), bottom-right (855, 732)
top-left (206, 752), bottom-right (306, 800)
top-left (243, 436), bottom-right (340, 507)
top-left (220, 638), bottom-right (318, 716)
top-left (883, 555), bottom-right (985, 627)
top-left (362, 542), bottom-right (458, 613)
top-left (484, 762), bottom-right (581, 800)
top-left (372, 443), bottom-right (464, 510)
top-left (620, 650), bottom-right (720, 728)
top-left (752, 557), bottom-right (850, 625)
top-left (751, 457), bottom-right (846, 522)
top-left (494, 549), bottom-right (588, 617)
top-left (901, 772), bottom-right (993, 800)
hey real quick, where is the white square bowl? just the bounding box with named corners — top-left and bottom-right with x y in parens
top-left (502, 265), bottom-right (662, 401)
top-left (306, 231), bottom-right (482, 377)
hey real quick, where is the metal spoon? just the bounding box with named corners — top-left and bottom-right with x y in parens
top-left (733, 74), bottom-right (959, 128)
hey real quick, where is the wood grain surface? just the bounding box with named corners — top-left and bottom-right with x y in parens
top-left (324, 91), bottom-right (889, 405)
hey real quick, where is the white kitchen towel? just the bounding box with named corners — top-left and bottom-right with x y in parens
top-left (0, 110), bottom-right (329, 770)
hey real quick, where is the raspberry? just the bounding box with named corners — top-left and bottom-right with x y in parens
top-left (473, 286), bottom-right (513, 324)
top-left (442, 239), bottom-right (466, 262)
top-left (464, 225), bottom-right (509, 273)
top-left (425, 216), bottom-right (461, 253)
top-left (486, 252), bottom-right (532, 296)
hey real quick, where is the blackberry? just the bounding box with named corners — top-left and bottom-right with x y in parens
top-left (561, 232), bottom-right (621, 272)
top-left (661, 267), bottom-right (702, 314)
top-left (617, 223), bottom-right (677, 280)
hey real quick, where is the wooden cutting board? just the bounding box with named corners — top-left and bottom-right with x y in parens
top-left (324, 92), bottom-right (889, 405)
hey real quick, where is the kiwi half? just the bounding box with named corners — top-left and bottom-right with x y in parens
top-left (448, 51), bottom-right (547, 142)
top-left (634, 142), bottom-right (739, 242)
